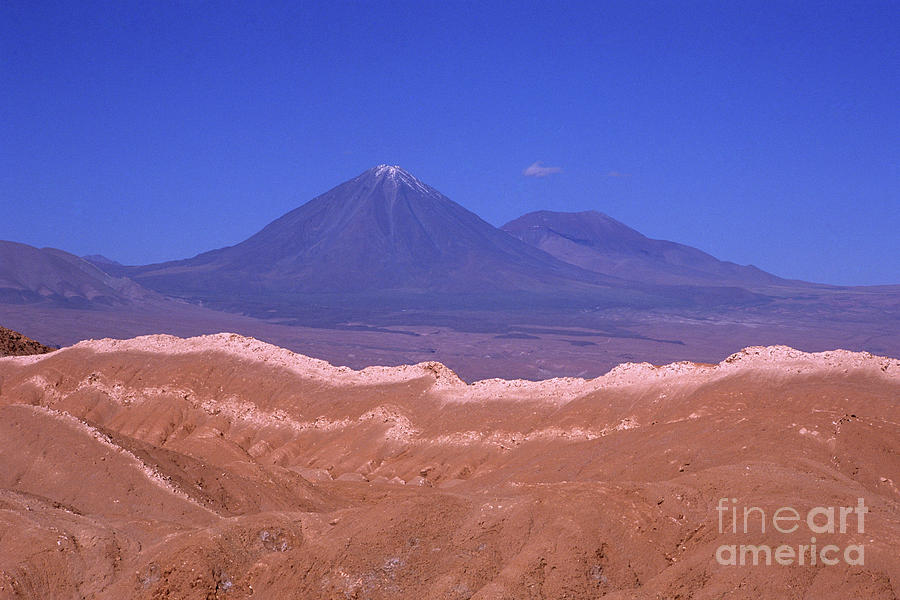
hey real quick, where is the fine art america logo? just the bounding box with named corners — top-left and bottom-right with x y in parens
top-left (715, 498), bottom-right (868, 566)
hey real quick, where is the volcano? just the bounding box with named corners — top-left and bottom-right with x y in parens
top-left (128, 166), bottom-right (603, 294)
top-left (120, 166), bottom-right (684, 319)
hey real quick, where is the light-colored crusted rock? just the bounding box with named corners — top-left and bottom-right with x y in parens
top-left (2, 334), bottom-right (896, 404)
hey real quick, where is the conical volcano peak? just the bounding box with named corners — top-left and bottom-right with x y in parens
top-left (373, 164), bottom-right (406, 176)
top-left (125, 160), bottom-right (593, 297)
top-left (368, 164), bottom-right (437, 197)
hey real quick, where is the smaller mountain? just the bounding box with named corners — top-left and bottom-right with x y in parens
top-left (83, 254), bottom-right (122, 267)
top-left (0, 241), bottom-right (156, 307)
top-left (503, 210), bottom-right (790, 287)
top-left (0, 325), bottom-right (54, 356)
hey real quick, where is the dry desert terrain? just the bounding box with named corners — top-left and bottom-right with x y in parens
top-left (1, 334), bottom-right (898, 599)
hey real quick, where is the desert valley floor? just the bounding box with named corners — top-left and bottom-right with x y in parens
top-left (1, 333), bottom-right (899, 599)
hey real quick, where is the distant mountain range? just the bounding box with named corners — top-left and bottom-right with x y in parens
top-left (92, 165), bottom-right (780, 322)
top-left (2, 164), bottom-right (898, 377)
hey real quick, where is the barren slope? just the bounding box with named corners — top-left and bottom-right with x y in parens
top-left (0, 335), bottom-right (898, 598)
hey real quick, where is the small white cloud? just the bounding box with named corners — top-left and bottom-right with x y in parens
top-left (605, 171), bottom-right (631, 178)
top-left (522, 161), bottom-right (562, 177)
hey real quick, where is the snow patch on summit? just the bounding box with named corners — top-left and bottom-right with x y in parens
top-left (372, 164), bottom-right (439, 198)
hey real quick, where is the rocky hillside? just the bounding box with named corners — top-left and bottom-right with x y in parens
top-left (0, 325), bottom-right (53, 356)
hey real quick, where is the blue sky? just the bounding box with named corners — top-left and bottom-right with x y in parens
top-left (2, 1), bottom-right (897, 285)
